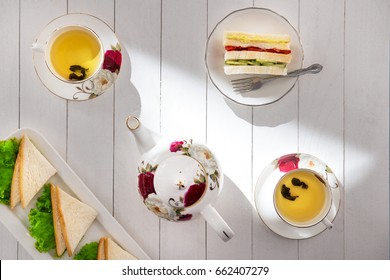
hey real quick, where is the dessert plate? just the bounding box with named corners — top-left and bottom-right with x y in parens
top-left (32, 13), bottom-right (122, 101)
top-left (0, 128), bottom-right (149, 260)
top-left (205, 7), bottom-right (304, 106)
top-left (254, 153), bottom-right (341, 239)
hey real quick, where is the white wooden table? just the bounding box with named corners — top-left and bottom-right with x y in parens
top-left (0, 0), bottom-right (389, 260)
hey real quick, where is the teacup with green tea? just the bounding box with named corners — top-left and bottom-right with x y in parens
top-left (33, 25), bottom-right (103, 82)
top-left (274, 169), bottom-right (333, 228)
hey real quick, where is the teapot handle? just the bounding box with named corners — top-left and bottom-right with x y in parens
top-left (200, 204), bottom-right (234, 242)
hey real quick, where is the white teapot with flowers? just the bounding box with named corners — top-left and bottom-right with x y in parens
top-left (126, 116), bottom-right (234, 242)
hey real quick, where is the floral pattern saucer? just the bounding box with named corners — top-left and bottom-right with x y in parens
top-left (32, 13), bottom-right (122, 101)
top-left (254, 153), bottom-right (341, 239)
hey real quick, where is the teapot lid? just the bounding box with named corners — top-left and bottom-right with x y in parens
top-left (137, 139), bottom-right (223, 222)
top-left (154, 155), bottom-right (207, 209)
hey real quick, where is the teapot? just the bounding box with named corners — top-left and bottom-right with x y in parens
top-left (126, 116), bottom-right (234, 242)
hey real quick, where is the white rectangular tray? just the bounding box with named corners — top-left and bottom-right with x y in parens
top-left (0, 128), bottom-right (150, 260)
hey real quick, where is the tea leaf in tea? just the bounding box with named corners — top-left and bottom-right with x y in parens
top-left (281, 184), bottom-right (299, 201)
top-left (291, 177), bottom-right (308, 189)
top-left (69, 65), bottom-right (89, 80)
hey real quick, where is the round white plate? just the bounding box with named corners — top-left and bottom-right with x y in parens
top-left (205, 7), bottom-right (304, 106)
top-left (33, 13), bottom-right (122, 101)
top-left (254, 153), bottom-right (341, 239)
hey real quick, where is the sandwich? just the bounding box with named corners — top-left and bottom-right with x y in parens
top-left (28, 183), bottom-right (98, 257)
top-left (97, 237), bottom-right (137, 260)
top-left (10, 135), bottom-right (57, 209)
top-left (73, 237), bottom-right (138, 260)
top-left (223, 31), bottom-right (292, 75)
top-left (51, 184), bottom-right (98, 256)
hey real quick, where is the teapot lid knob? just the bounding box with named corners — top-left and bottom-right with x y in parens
top-left (126, 116), bottom-right (140, 131)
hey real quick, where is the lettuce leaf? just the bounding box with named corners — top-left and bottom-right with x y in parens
top-left (0, 138), bottom-right (20, 205)
top-left (28, 184), bottom-right (56, 252)
top-left (73, 242), bottom-right (99, 260)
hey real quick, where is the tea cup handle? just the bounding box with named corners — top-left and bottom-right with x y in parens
top-left (200, 204), bottom-right (234, 242)
top-left (32, 43), bottom-right (44, 53)
top-left (322, 217), bottom-right (333, 229)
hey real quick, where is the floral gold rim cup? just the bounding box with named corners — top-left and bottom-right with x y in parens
top-left (273, 168), bottom-right (333, 228)
top-left (32, 25), bottom-right (104, 84)
top-left (126, 116), bottom-right (235, 242)
top-left (270, 153), bottom-right (339, 229)
top-left (32, 14), bottom-right (122, 100)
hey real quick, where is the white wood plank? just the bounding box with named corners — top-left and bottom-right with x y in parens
top-left (252, 0), bottom-right (300, 259)
top-left (17, 0), bottom-right (68, 260)
top-left (114, 0), bottom-right (161, 260)
top-left (298, 0), bottom-right (345, 259)
top-left (0, 0), bottom-right (19, 260)
top-left (0, 0), bottom-right (19, 135)
top-left (344, 0), bottom-right (389, 259)
top-left (20, 0), bottom-right (68, 158)
top-left (66, 0), bottom-right (115, 214)
top-left (160, 0), bottom-right (208, 260)
top-left (206, 0), bottom-right (253, 260)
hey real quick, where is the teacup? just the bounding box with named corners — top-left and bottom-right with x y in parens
top-left (273, 168), bottom-right (333, 228)
top-left (32, 25), bottom-right (103, 83)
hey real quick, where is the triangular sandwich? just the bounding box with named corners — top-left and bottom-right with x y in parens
top-left (97, 237), bottom-right (137, 260)
top-left (52, 184), bottom-right (97, 256)
top-left (50, 184), bottom-right (67, 256)
top-left (9, 154), bottom-right (21, 209)
top-left (97, 237), bottom-right (105, 260)
top-left (10, 135), bottom-right (57, 209)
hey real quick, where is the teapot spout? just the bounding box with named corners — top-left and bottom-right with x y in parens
top-left (126, 116), bottom-right (158, 154)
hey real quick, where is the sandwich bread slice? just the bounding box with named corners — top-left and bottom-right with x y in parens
top-left (9, 154), bottom-right (21, 208)
top-left (97, 237), bottom-right (137, 260)
top-left (10, 135), bottom-right (57, 209)
top-left (223, 31), bottom-right (292, 75)
top-left (50, 184), bottom-right (67, 256)
top-left (51, 184), bottom-right (98, 256)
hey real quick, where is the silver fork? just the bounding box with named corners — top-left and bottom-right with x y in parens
top-left (231, 63), bottom-right (323, 93)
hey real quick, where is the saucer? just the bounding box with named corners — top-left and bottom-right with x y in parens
top-left (32, 13), bottom-right (122, 101)
top-left (205, 7), bottom-right (304, 106)
top-left (254, 153), bottom-right (341, 239)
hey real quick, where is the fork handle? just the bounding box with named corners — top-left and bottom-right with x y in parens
top-left (286, 63), bottom-right (323, 77)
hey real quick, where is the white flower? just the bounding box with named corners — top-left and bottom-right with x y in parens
top-left (299, 154), bottom-right (327, 174)
top-left (92, 69), bottom-right (117, 96)
top-left (144, 194), bottom-right (178, 221)
top-left (188, 144), bottom-right (218, 174)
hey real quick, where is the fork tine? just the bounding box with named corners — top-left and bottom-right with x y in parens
top-left (231, 81), bottom-right (253, 87)
top-left (232, 83), bottom-right (254, 89)
top-left (230, 77), bottom-right (254, 83)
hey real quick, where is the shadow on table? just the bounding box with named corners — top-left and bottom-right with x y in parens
top-left (115, 42), bottom-right (142, 120)
top-left (224, 89), bottom-right (297, 128)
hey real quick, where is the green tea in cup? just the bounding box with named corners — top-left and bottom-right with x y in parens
top-left (46, 25), bottom-right (103, 82)
top-left (274, 169), bottom-right (332, 228)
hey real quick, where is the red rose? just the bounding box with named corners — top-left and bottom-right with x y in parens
top-left (184, 183), bottom-right (206, 207)
top-left (178, 214), bottom-right (192, 221)
top-left (278, 154), bottom-right (300, 172)
top-left (169, 141), bottom-right (184, 152)
top-left (138, 172), bottom-right (156, 200)
top-left (102, 50), bottom-right (122, 73)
